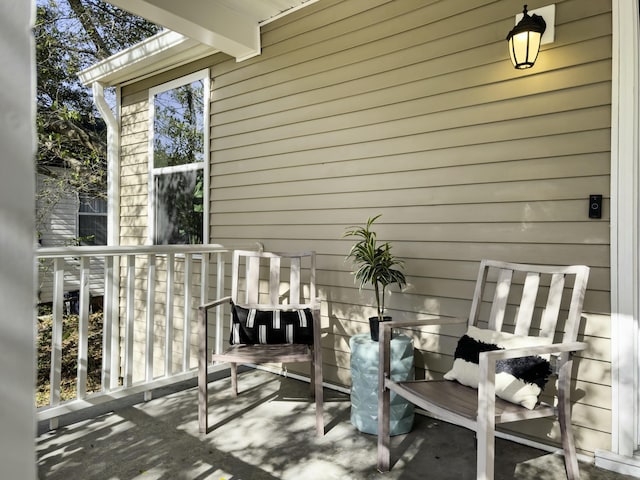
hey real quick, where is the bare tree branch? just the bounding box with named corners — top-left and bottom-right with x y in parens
top-left (66, 0), bottom-right (112, 59)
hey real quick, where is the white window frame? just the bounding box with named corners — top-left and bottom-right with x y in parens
top-left (148, 68), bottom-right (210, 245)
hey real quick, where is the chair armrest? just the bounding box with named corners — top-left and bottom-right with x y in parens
top-left (199, 296), bottom-right (232, 312)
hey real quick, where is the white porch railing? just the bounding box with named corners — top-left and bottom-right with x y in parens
top-left (35, 243), bottom-right (261, 429)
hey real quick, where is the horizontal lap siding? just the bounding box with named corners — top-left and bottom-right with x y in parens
top-left (119, 0), bottom-right (612, 454)
top-left (120, 102), bottom-right (149, 246)
top-left (209, 0), bottom-right (613, 455)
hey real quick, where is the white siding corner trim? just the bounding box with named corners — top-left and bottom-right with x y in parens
top-left (603, 0), bottom-right (640, 474)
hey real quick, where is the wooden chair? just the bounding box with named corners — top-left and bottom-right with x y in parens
top-left (377, 259), bottom-right (590, 480)
top-left (198, 250), bottom-right (324, 436)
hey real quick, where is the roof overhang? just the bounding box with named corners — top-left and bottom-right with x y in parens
top-left (105, 0), bottom-right (262, 62)
top-left (79, 0), bottom-right (317, 87)
top-left (78, 30), bottom-right (217, 87)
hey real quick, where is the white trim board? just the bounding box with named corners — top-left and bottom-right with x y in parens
top-left (604, 0), bottom-right (640, 472)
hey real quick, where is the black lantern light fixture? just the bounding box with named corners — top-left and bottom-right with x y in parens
top-left (506, 5), bottom-right (547, 69)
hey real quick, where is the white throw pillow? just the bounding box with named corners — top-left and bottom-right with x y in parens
top-left (443, 326), bottom-right (553, 409)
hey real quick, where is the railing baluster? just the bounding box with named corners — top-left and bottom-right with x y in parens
top-left (201, 252), bottom-right (210, 305)
top-left (215, 253), bottom-right (225, 356)
top-left (183, 253), bottom-right (193, 371)
top-left (49, 258), bottom-right (64, 429)
top-left (145, 254), bottom-right (156, 400)
top-left (124, 254), bottom-right (135, 388)
top-left (165, 253), bottom-right (174, 376)
top-left (77, 256), bottom-right (90, 399)
top-left (102, 256), bottom-right (113, 391)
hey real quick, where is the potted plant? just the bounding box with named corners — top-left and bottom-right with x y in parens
top-left (343, 214), bottom-right (406, 341)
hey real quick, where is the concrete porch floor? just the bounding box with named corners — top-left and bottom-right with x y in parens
top-left (37, 369), bottom-right (635, 480)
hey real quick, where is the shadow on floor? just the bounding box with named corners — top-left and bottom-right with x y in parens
top-left (37, 369), bottom-right (635, 480)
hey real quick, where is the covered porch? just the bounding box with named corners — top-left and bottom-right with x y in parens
top-left (3, 1), bottom-right (640, 478)
top-left (36, 368), bottom-right (631, 480)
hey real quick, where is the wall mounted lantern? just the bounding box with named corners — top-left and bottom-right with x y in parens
top-left (506, 5), bottom-right (547, 69)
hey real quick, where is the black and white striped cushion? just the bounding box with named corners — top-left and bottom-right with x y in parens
top-left (230, 303), bottom-right (314, 346)
top-left (443, 326), bottom-right (552, 409)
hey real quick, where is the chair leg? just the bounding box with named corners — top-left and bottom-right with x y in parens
top-left (558, 359), bottom-right (580, 480)
top-left (313, 354), bottom-right (324, 437)
top-left (476, 420), bottom-right (495, 480)
top-left (230, 362), bottom-right (238, 397)
top-left (477, 356), bottom-right (496, 480)
top-left (377, 325), bottom-right (393, 472)
top-left (377, 380), bottom-right (391, 472)
top-left (309, 357), bottom-right (315, 399)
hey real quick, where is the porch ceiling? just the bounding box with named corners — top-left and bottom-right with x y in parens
top-left (80, 0), bottom-right (317, 87)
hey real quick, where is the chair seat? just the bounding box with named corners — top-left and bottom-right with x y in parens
top-left (212, 343), bottom-right (312, 364)
top-left (389, 379), bottom-right (556, 426)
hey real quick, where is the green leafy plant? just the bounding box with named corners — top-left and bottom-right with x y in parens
top-left (343, 215), bottom-right (406, 321)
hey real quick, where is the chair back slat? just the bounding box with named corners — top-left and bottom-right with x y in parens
top-left (487, 268), bottom-right (513, 330)
top-left (513, 272), bottom-right (541, 336)
top-left (231, 250), bottom-right (241, 302)
top-left (539, 273), bottom-right (566, 338)
top-left (564, 266), bottom-right (590, 342)
top-left (230, 250), bottom-right (316, 308)
top-left (468, 260), bottom-right (490, 326)
top-left (471, 260), bottom-right (589, 342)
top-left (289, 257), bottom-right (301, 304)
top-left (246, 255), bottom-right (261, 304)
top-left (269, 257), bottom-right (281, 304)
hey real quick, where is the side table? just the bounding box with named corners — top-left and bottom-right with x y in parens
top-left (349, 332), bottom-right (415, 435)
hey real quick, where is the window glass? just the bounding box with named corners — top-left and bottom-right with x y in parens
top-left (150, 73), bottom-right (207, 245)
top-left (153, 80), bottom-right (204, 168)
top-left (153, 170), bottom-right (203, 245)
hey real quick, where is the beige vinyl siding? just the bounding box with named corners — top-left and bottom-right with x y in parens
top-left (120, 101), bottom-right (149, 246)
top-left (119, 0), bottom-right (612, 455)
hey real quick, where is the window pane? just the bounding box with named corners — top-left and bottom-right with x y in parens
top-left (154, 169), bottom-right (203, 245)
top-left (153, 80), bottom-right (204, 168)
top-left (79, 196), bottom-right (107, 213)
top-left (79, 215), bottom-right (107, 245)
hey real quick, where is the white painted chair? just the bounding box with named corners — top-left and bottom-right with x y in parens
top-left (377, 259), bottom-right (590, 480)
top-left (198, 250), bottom-right (324, 436)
